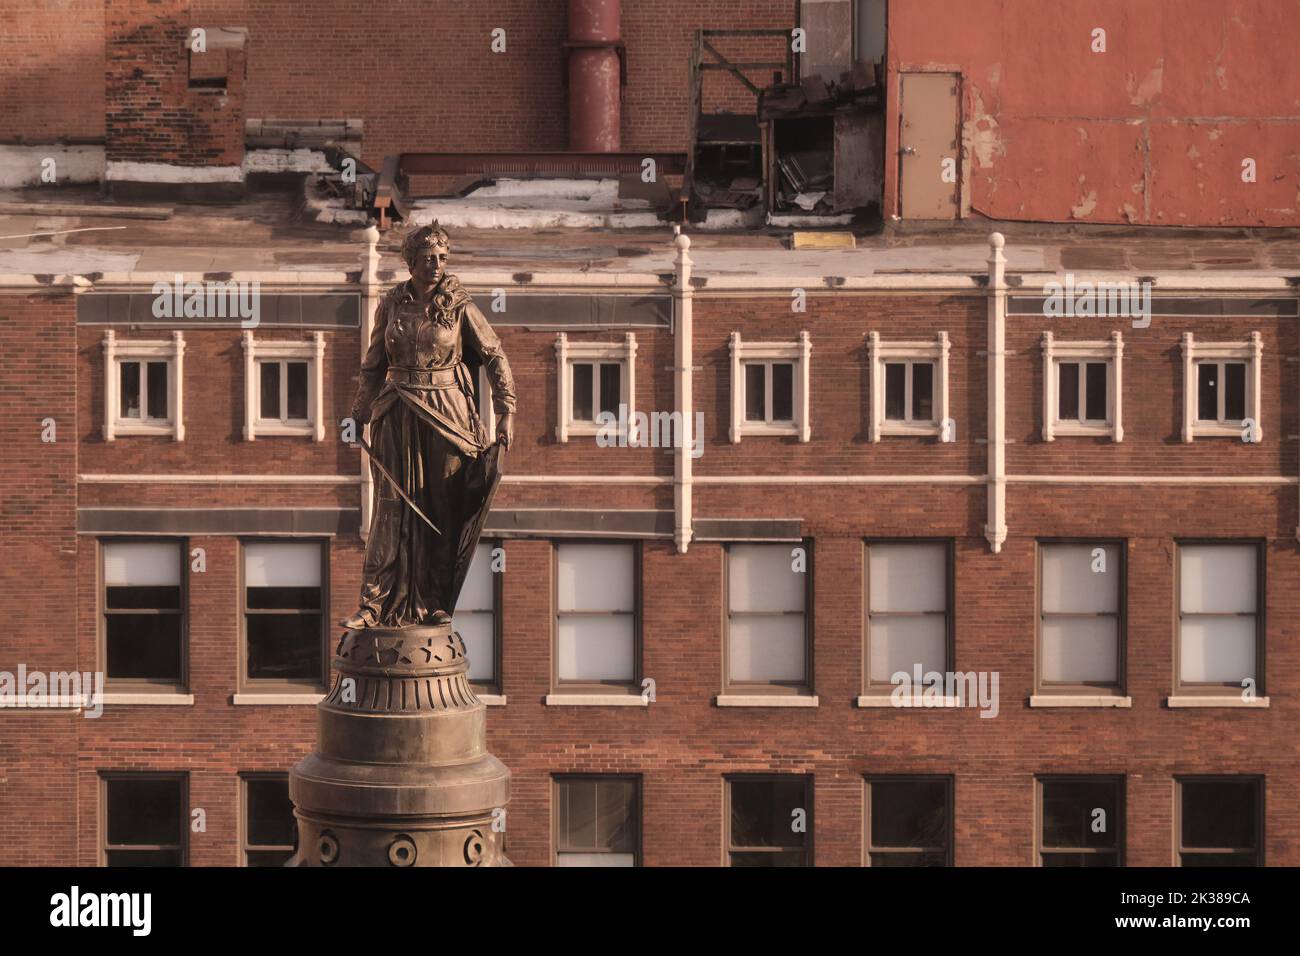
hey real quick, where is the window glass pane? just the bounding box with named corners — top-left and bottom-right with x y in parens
top-left (105, 615), bottom-right (182, 681)
top-left (596, 779), bottom-right (637, 852)
top-left (247, 614), bottom-right (321, 681)
top-left (1197, 363), bottom-right (1217, 420)
top-left (1180, 545), bottom-right (1256, 613)
top-left (287, 361), bottom-right (309, 420)
top-left (729, 544), bottom-right (804, 613)
top-left (1042, 780), bottom-right (1119, 849)
top-left (1181, 852), bottom-right (1254, 867)
top-left (1041, 544), bottom-right (1118, 613)
top-left (260, 361), bottom-right (281, 420)
top-left (146, 361), bottom-right (168, 419)
top-left (245, 543), bottom-right (320, 588)
top-left (559, 778), bottom-right (596, 848)
top-left (1041, 617), bottom-right (1119, 683)
top-left (868, 616), bottom-right (946, 683)
top-left (106, 778), bottom-right (182, 846)
top-left (556, 543), bottom-right (633, 612)
top-left (771, 362), bottom-right (794, 421)
top-left (598, 363), bottom-right (621, 418)
top-left (730, 779), bottom-right (806, 848)
top-left (556, 614), bottom-right (635, 681)
top-left (120, 361), bottom-right (141, 418)
top-left (106, 585), bottom-right (181, 610)
top-left (870, 851), bottom-right (947, 867)
top-left (868, 544), bottom-right (946, 612)
top-left (571, 363), bottom-right (593, 421)
top-left (245, 777), bottom-right (294, 847)
top-left (744, 363), bottom-right (766, 421)
top-left (1182, 781), bottom-right (1257, 850)
top-left (1057, 362), bottom-right (1079, 420)
top-left (104, 542), bottom-right (181, 587)
top-left (884, 363), bottom-right (906, 420)
top-left (1179, 616), bottom-right (1255, 683)
top-left (1223, 362), bottom-right (1246, 421)
top-left (246, 850), bottom-right (294, 867)
top-left (911, 362), bottom-right (934, 421)
top-left (730, 850), bottom-right (807, 866)
top-left (871, 780), bottom-right (948, 849)
top-left (1084, 362), bottom-right (1107, 421)
top-left (728, 615), bottom-right (805, 682)
top-left (457, 543), bottom-right (494, 612)
top-left (1041, 852), bottom-right (1119, 867)
top-left (457, 612), bottom-right (495, 681)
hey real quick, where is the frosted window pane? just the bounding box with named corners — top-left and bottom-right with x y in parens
top-left (1041, 617), bottom-right (1118, 683)
top-left (1180, 546), bottom-right (1256, 613)
top-left (728, 615), bottom-right (804, 682)
top-left (244, 542), bottom-right (320, 587)
top-left (555, 853), bottom-right (635, 867)
top-left (556, 544), bottom-right (633, 612)
top-left (869, 544), bottom-right (946, 612)
top-left (457, 612), bottom-right (494, 682)
top-left (729, 545), bottom-right (804, 613)
top-left (557, 614), bottom-right (634, 681)
top-left (1180, 616), bottom-right (1255, 683)
top-left (868, 615), bottom-right (946, 683)
top-left (1041, 544), bottom-right (1118, 613)
top-left (104, 542), bottom-right (180, 586)
top-left (456, 543), bottom-right (494, 612)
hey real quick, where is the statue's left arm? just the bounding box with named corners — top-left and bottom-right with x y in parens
top-left (462, 299), bottom-right (517, 446)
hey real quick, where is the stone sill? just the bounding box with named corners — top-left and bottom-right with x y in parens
top-left (716, 694), bottom-right (818, 708)
top-left (476, 694), bottom-right (507, 707)
top-left (1166, 695), bottom-right (1270, 709)
top-left (231, 692), bottom-right (325, 705)
top-left (544, 693), bottom-right (648, 707)
top-left (857, 695), bottom-right (961, 708)
top-left (1030, 695), bottom-right (1132, 708)
top-left (101, 693), bottom-right (194, 705)
top-left (0, 696), bottom-right (89, 710)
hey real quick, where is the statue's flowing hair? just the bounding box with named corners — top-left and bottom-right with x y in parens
top-left (401, 221), bottom-right (451, 264)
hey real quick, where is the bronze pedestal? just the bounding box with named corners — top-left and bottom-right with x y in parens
top-left (288, 624), bottom-right (510, 866)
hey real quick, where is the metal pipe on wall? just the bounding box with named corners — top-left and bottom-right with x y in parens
top-left (567, 0), bottom-right (621, 152)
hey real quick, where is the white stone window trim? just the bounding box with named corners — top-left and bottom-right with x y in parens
top-left (102, 329), bottom-right (185, 441)
top-left (477, 365), bottom-right (496, 443)
top-left (867, 331), bottom-right (949, 441)
top-left (554, 332), bottom-right (637, 442)
top-left (1181, 331), bottom-right (1263, 442)
top-left (729, 330), bottom-right (812, 443)
top-left (1041, 330), bottom-right (1124, 442)
top-left (242, 331), bottom-right (325, 441)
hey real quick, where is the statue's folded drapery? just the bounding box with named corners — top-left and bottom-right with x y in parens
top-left (347, 270), bottom-right (516, 629)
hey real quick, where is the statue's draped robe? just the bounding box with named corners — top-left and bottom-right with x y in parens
top-left (350, 275), bottom-right (516, 628)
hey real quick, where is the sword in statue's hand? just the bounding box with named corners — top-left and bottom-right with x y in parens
top-left (353, 436), bottom-right (442, 535)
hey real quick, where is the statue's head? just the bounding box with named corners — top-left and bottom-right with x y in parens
top-left (403, 222), bottom-right (451, 287)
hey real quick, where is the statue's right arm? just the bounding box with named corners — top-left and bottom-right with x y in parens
top-left (351, 298), bottom-right (390, 424)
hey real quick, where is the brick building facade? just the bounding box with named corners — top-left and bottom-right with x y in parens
top-left (1, 228), bottom-right (1296, 866)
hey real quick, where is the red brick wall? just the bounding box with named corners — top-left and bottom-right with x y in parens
top-left (2, 288), bottom-right (1297, 866)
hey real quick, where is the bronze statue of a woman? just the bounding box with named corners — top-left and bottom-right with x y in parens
top-left (343, 223), bottom-right (516, 630)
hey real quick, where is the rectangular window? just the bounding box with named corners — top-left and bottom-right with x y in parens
top-left (118, 359), bottom-right (171, 422)
top-left (1038, 542), bottom-right (1123, 691)
top-left (1055, 360), bottom-right (1109, 424)
top-left (1177, 778), bottom-right (1262, 866)
top-left (102, 774), bottom-right (187, 866)
top-left (555, 542), bottom-right (638, 689)
top-left (1038, 777), bottom-right (1123, 866)
top-left (742, 361), bottom-right (795, 424)
top-left (102, 540), bottom-right (184, 685)
top-left (865, 542), bottom-right (949, 689)
top-left (865, 777), bottom-right (952, 866)
top-left (883, 361), bottom-right (935, 423)
top-left (256, 360), bottom-right (311, 425)
top-left (554, 776), bottom-right (639, 866)
top-left (1195, 360), bottom-right (1248, 424)
top-left (726, 543), bottom-right (809, 691)
top-left (242, 541), bottom-right (326, 687)
top-left (1177, 543), bottom-right (1260, 690)
top-left (242, 774), bottom-right (295, 866)
top-left (455, 541), bottom-right (499, 687)
top-left (569, 361), bottom-right (621, 423)
top-left (726, 776), bottom-right (812, 866)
